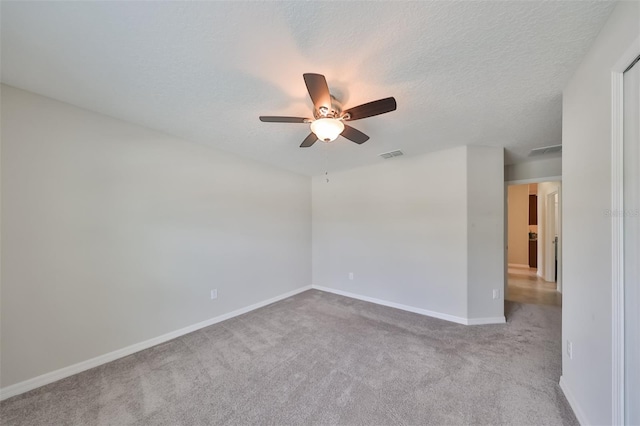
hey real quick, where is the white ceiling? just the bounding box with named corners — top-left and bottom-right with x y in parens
top-left (1, 1), bottom-right (615, 176)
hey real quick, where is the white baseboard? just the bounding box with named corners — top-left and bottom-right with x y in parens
top-left (559, 376), bottom-right (588, 425)
top-left (508, 263), bottom-right (531, 269)
top-left (311, 285), bottom-right (505, 326)
top-left (466, 316), bottom-right (506, 325)
top-left (0, 285), bottom-right (312, 401)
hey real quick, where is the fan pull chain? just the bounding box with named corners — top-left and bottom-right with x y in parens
top-left (324, 142), bottom-right (330, 183)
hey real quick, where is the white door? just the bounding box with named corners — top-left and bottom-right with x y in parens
top-left (623, 56), bottom-right (639, 426)
top-left (546, 190), bottom-right (559, 284)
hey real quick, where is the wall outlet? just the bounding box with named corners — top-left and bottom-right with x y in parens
top-left (348, 272), bottom-right (354, 281)
top-left (492, 289), bottom-right (501, 299)
top-left (567, 340), bottom-right (573, 359)
top-left (210, 289), bottom-right (218, 300)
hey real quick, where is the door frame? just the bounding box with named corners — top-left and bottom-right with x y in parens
top-left (504, 176), bottom-right (562, 299)
top-left (611, 35), bottom-right (640, 426)
top-left (545, 190), bottom-right (560, 286)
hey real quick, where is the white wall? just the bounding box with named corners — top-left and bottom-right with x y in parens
top-left (505, 157), bottom-right (561, 182)
top-left (312, 147), bottom-right (469, 318)
top-left (466, 146), bottom-right (504, 320)
top-left (507, 185), bottom-right (530, 265)
top-left (561, 2), bottom-right (639, 424)
top-left (312, 145), bottom-right (504, 323)
top-left (0, 85), bottom-right (312, 388)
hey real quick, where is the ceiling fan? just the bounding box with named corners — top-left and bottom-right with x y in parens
top-left (259, 73), bottom-right (397, 147)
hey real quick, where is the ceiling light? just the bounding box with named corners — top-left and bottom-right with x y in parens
top-left (310, 118), bottom-right (345, 142)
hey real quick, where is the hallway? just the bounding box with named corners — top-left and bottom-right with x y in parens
top-left (507, 265), bottom-right (562, 307)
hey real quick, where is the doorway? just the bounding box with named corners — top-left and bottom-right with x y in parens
top-left (506, 180), bottom-right (562, 307)
top-left (545, 191), bottom-right (560, 287)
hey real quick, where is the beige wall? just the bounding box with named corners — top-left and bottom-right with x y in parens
top-left (507, 184), bottom-right (529, 265)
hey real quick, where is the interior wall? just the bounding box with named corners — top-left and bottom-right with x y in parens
top-left (312, 145), bottom-right (504, 322)
top-left (0, 85), bottom-right (312, 388)
top-left (312, 147), bottom-right (469, 319)
top-left (561, 1), bottom-right (639, 424)
top-left (466, 146), bottom-right (504, 320)
top-left (507, 185), bottom-right (529, 265)
top-left (505, 157), bottom-right (561, 182)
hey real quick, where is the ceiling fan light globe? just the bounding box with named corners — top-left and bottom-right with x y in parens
top-left (310, 118), bottom-right (344, 143)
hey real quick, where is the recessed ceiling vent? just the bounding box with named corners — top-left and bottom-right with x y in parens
top-left (379, 149), bottom-right (404, 159)
top-left (529, 144), bottom-right (562, 156)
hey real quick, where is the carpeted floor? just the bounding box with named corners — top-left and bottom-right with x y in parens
top-left (1, 290), bottom-right (577, 425)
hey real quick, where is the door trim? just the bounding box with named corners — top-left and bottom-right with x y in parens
top-left (545, 191), bottom-right (559, 283)
top-left (611, 35), bottom-right (640, 426)
top-left (505, 176), bottom-right (562, 186)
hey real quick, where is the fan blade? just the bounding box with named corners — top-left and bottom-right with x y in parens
top-left (341, 125), bottom-right (370, 144)
top-left (259, 116), bottom-right (309, 123)
top-left (300, 133), bottom-right (318, 148)
top-left (343, 97), bottom-right (397, 121)
top-left (303, 73), bottom-right (331, 111)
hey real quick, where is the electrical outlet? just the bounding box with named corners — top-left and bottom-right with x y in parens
top-left (210, 289), bottom-right (218, 300)
top-left (567, 341), bottom-right (573, 359)
top-left (492, 289), bottom-right (501, 299)
top-left (348, 272), bottom-right (354, 281)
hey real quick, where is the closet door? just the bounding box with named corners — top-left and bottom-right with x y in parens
top-left (623, 57), bottom-right (639, 426)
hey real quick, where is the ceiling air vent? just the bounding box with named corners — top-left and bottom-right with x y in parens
top-left (379, 150), bottom-right (404, 159)
top-left (529, 144), bottom-right (562, 156)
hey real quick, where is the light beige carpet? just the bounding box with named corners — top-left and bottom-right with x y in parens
top-left (0, 290), bottom-right (577, 425)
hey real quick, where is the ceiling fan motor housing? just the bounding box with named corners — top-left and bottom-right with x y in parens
top-left (314, 95), bottom-right (343, 119)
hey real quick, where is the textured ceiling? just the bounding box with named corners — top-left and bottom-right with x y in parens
top-left (1, 1), bottom-right (615, 176)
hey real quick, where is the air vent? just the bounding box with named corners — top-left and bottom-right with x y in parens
top-left (379, 149), bottom-right (404, 159)
top-left (529, 144), bottom-right (562, 156)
